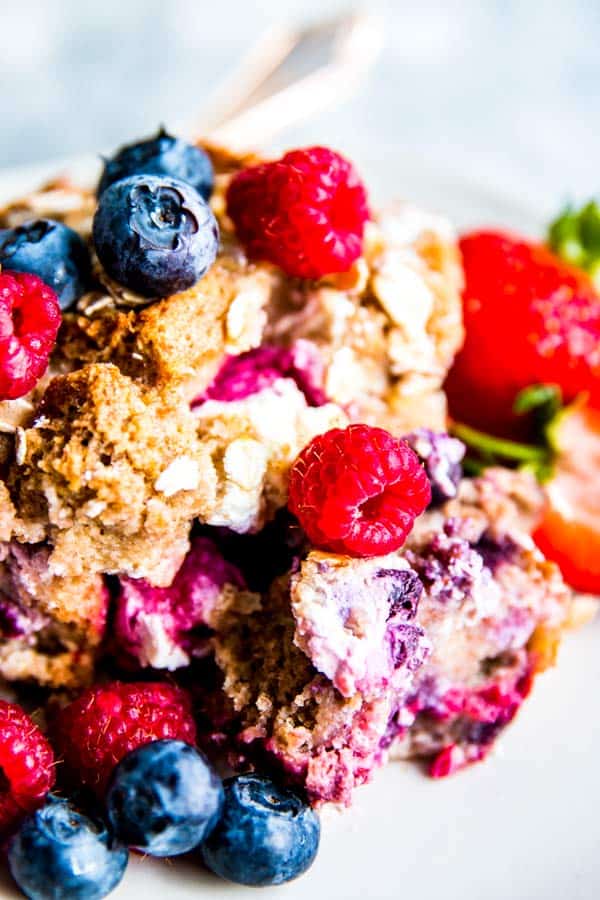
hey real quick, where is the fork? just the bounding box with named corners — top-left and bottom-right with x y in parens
top-left (181, 10), bottom-right (382, 150)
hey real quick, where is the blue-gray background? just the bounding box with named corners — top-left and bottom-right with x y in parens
top-left (1, 0), bottom-right (598, 203)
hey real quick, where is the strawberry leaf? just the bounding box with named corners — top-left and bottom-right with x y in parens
top-left (513, 384), bottom-right (562, 418)
top-left (513, 384), bottom-right (563, 442)
top-left (548, 200), bottom-right (600, 288)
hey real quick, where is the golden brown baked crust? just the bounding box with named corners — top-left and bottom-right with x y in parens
top-left (6, 364), bottom-right (217, 584)
top-left (58, 256), bottom-right (282, 398)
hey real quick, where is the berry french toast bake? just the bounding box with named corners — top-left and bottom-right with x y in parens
top-left (0, 140), bottom-right (465, 688)
top-left (0, 132), bottom-right (577, 893)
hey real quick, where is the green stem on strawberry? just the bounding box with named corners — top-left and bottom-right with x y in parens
top-left (449, 384), bottom-right (574, 484)
top-left (512, 384), bottom-right (562, 422)
top-left (548, 200), bottom-right (600, 289)
top-left (450, 422), bottom-right (549, 464)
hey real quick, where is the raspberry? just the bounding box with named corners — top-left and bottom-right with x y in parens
top-left (288, 425), bottom-right (431, 557)
top-left (114, 536), bottom-right (245, 669)
top-left (428, 743), bottom-right (488, 778)
top-left (51, 681), bottom-right (197, 796)
top-left (0, 700), bottom-right (55, 836)
top-left (196, 343), bottom-right (327, 407)
top-left (0, 271), bottom-right (61, 400)
top-left (226, 146), bottom-right (369, 279)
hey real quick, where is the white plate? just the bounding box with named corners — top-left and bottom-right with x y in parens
top-left (0, 156), bottom-right (598, 900)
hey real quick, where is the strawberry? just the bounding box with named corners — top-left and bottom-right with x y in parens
top-left (454, 394), bottom-right (600, 595)
top-left (445, 230), bottom-right (600, 437)
top-left (533, 404), bottom-right (600, 594)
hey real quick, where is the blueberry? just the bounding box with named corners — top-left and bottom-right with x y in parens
top-left (201, 773), bottom-right (320, 886)
top-left (0, 219), bottom-right (90, 310)
top-left (7, 795), bottom-right (128, 900)
top-left (376, 568), bottom-right (423, 620)
top-left (98, 129), bottom-right (214, 201)
top-left (472, 531), bottom-right (518, 572)
top-left (93, 174), bottom-right (219, 298)
top-left (106, 740), bottom-right (223, 857)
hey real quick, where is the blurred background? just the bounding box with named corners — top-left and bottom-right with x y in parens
top-left (1, 0), bottom-right (598, 210)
